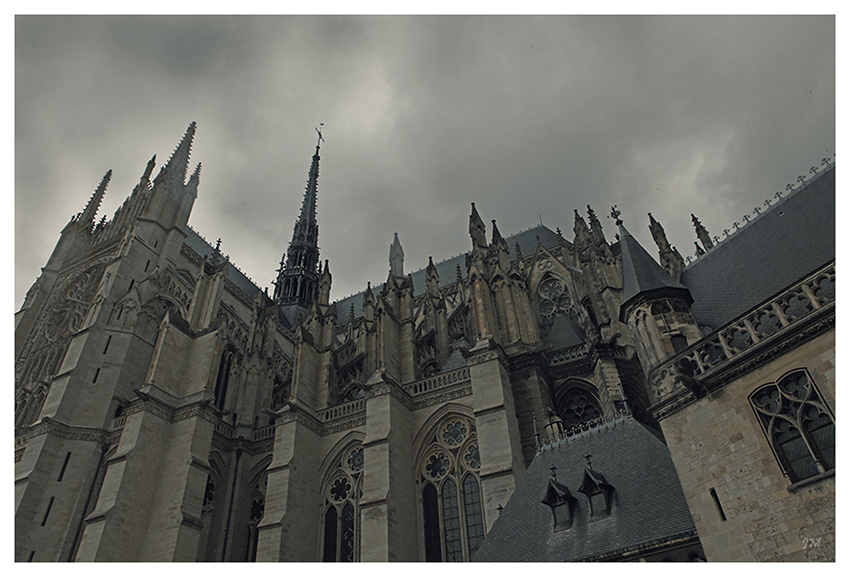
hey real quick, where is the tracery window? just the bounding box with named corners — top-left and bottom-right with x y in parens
top-left (750, 370), bottom-right (835, 483)
top-left (322, 445), bottom-right (364, 562)
top-left (419, 416), bottom-right (485, 562)
top-left (537, 277), bottom-right (579, 332)
top-left (557, 386), bottom-right (602, 429)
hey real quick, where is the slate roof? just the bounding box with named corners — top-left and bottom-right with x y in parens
top-left (183, 226), bottom-right (263, 300)
top-left (680, 166), bottom-right (835, 331)
top-left (618, 224), bottom-right (689, 316)
top-left (332, 224), bottom-right (563, 323)
top-left (473, 416), bottom-right (697, 562)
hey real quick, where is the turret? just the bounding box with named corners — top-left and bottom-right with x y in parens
top-left (616, 208), bottom-right (701, 372)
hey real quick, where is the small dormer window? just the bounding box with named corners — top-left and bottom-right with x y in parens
top-left (540, 465), bottom-right (577, 531)
top-left (577, 454), bottom-right (614, 518)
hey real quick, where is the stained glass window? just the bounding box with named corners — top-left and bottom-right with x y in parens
top-left (321, 443), bottom-right (363, 562)
top-left (419, 415), bottom-right (485, 561)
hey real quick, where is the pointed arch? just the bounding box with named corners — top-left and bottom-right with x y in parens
top-left (553, 379), bottom-right (602, 428)
top-left (415, 410), bottom-right (484, 561)
top-left (319, 433), bottom-right (365, 562)
top-left (749, 368), bottom-right (835, 483)
top-left (412, 403), bottom-right (476, 466)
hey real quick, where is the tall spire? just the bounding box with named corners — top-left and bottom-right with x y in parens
top-left (274, 126), bottom-right (324, 311)
top-left (80, 170), bottom-right (112, 226)
top-left (159, 121), bottom-right (196, 186)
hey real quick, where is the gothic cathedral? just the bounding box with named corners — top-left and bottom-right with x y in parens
top-left (15, 124), bottom-right (835, 562)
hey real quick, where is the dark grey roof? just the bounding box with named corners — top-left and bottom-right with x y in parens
top-left (543, 313), bottom-right (586, 349)
top-left (183, 226), bottom-right (263, 299)
top-left (681, 166), bottom-right (835, 331)
top-left (473, 416), bottom-right (697, 562)
top-left (618, 224), bottom-right (689, 314)
top-left (333, 224), bottom-right (563, 323)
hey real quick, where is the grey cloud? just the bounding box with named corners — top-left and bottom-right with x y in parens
top-left (16, 16), bottom-right (834, 307)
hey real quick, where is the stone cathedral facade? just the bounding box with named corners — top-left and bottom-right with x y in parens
top-left (15, 123), bottom-right (835, 562)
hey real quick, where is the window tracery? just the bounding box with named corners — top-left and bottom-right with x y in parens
top-left (557, 386), bottom-right (602, 429)
top-left (419, 415), bottom-right (484, 562)
top-left (750, 370), bottom-right (835, 483)
top-left (322, 444), bottom-right (363, 562)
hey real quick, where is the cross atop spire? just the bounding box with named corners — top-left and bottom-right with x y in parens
top-left (315, 122), bottom-right (325, 150)
top-left (610, 205), bottom-right (623, 226)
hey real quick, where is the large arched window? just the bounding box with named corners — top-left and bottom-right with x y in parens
top-left (419, 416), bottom-right (485, 562)
top-left (750, 369), bottom-right (835, 483)
top-left (321, 445), bottom-right (363, 562)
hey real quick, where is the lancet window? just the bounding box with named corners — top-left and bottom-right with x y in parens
top-left (419, 415), bottom-right (485, 562)
top-left (321, 444), bottom-right (364, 562)
top-left (213, 346), bottom-right (237, 411)
top-left (749, 369), bottom-right (835, 483)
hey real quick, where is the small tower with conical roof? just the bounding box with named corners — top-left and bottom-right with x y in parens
top-left (616, 208), bottom-right (701, 373)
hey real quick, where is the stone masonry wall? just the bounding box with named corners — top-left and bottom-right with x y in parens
top-left (661, 331), bottom-right (835, 561)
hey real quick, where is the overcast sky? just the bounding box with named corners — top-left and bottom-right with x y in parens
top-left (15, 15), bottom-right (835, 309)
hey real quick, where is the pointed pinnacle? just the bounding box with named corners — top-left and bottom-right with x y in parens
top-left (491, 219), bottom-right (504, 244)
top-left (163, 122), bottom-right (196, 185)
top-left (142, 154), bottom-right (157, 181)
top-left (81, 169), bottom-right (112, 224)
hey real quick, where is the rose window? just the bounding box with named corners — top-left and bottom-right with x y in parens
top-left (442, 421), bottom-right (468, 446)
top-left (329, 476), bottom-right (352, 502)
top-left (425, 452), bottom-right (451, 480)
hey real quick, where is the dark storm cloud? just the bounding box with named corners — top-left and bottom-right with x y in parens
top-left (15, 16), bottom-right (834, 308)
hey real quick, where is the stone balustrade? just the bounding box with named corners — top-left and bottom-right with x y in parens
top-left (317, 397), bottom-right (366, 422)
top-left (649, 262), bottom-right (834, 402)
top-left (405, 367), bottom-right (470, 396)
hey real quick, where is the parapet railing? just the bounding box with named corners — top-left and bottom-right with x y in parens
top-left (317, 398), bottom-right (366, 422)
top-left (252, 424), bottom-right (275, 441)
top-left (405, 367), bottom-right (471, 396)
top-left (649, 262), bottom-right (834, 396)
